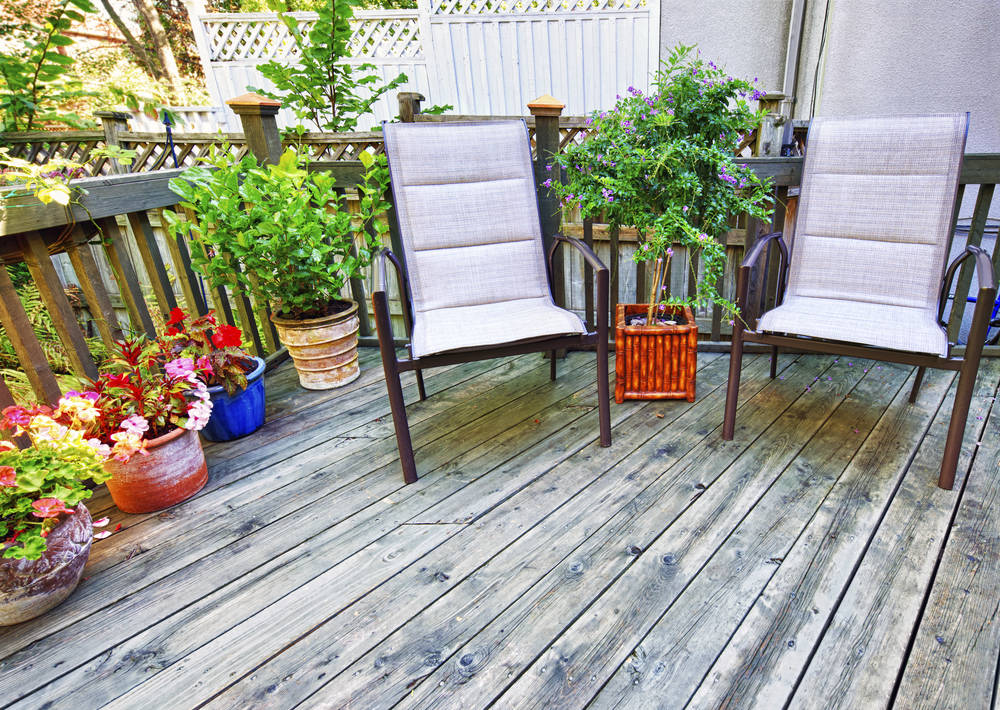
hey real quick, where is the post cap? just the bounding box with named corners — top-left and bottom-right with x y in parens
top-left (527, 94), bottom-right (565, 117)
top-left (94, 110), bottom-right (132, 121)
top-left (398, 91), bottom-right (426, 101)
top-left (226, 93), bottom-right (282, 116)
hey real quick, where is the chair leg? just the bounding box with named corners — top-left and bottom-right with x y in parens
top-left (550, 350), bottom-right (557, 381)
top-left (597, 332), bottom-right (611, 447)
top-left (374, 291), bottom-right (419, 484)
top-left (909, 366), bottom-right (926, 404)
top-left (723, 333), bottom-right (745, 441)
top-left (939, 357), bottom-right (981, 490)
top-left (416, 369), bottom-right (427, 401)
top-left (770, 346), bottom-right (778, 379)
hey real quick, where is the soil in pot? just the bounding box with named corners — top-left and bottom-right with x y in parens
top-left (201, 356), bottom-right (266, 442)
top-left (105, 427), bottom-right (207, 514)
top-left (271, 300), bottom-right (360, 390)
top-left (1, 503), bottom-right (92, 625)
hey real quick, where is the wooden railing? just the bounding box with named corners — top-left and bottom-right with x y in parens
top-left (1, 93), bottom-right (998, 407)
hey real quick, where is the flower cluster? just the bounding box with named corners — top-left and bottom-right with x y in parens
top-left (548, 44), bottom-right (774, 320)
top-left (160, 308), bottom-right (256, 397)
top-left (0, 396), bottom-right (118, 560)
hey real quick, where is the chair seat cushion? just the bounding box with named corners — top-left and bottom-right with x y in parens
top-left (757, 296), bottom-right (948, 357)
top-left (412, 297), bottom-right (586, 357)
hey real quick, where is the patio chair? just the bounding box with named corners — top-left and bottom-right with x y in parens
top-left (374, 120), bottom-right (612, 484)
top-left (723, 113), bottom-right (995, 490)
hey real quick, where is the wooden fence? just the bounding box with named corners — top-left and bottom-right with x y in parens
top-left (1, 94), bottom-right (998, 408)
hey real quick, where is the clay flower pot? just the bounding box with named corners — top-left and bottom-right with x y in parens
top-left (0, 503), bottom-right (93, 626)
top-left (615, 303), bottom-right (698, 403)
top-left (271, 300), bottom-right (360, 390)
top-left (105, 427), bottom-right (207, 514)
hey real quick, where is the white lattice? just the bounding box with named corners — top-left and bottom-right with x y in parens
top-left (202, 12), bottom-right (421, 62)
top-left (429, 0), bottom-right (645, 13)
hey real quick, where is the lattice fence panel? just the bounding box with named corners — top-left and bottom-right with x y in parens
top-left (429, 0), bottom-right (646, 13)
top-left (0, 132), bottom-right (111, 177)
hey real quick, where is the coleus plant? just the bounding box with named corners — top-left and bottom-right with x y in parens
top-left (160, 308), bottom-right (255, 397)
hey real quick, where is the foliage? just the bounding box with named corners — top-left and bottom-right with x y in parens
top-left (160, 307), bottom-right (256, 396)
top-left (0, 0), bottom-right (98, 131)
top-left (0, 395), bottom-right (114, 560)
top-left (251, 0), bottom-right (408, 132)
top-left (0, 145), bottom-right (135, 207)
top-left (550, 45), bottom-right (774, 321)
top-left (86, 337), bottom-right (213, 444)
top-left (166, 147), bottom-right (392, 320)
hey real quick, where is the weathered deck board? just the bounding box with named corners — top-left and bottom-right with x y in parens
top-left (2, 348), bottom-right (999, 710)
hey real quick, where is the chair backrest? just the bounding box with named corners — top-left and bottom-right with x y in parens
top-left (786, 113), bottom-right (968, 312)
top-left (382, 120), bottom-right (553, 317)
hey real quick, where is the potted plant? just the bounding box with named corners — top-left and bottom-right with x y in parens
top-left (161, 308), bottom-right (265, 442)
top-left (0, 395), bottom-right (118, 624)
top-left (82, 338), bottom-right (213, 514)
top-left (551, 45), bottom-right (774, 402)
top-left (165, 148), bottom-right (392, 390)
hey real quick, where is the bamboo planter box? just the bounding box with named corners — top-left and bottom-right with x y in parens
top-left (615, 304), bottom-right (697, 403)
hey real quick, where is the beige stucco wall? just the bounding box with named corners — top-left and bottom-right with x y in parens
top-left (660, 0), bottom-right (999, 217)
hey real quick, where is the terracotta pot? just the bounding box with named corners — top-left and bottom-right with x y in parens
top-left (615, 303), bottom-right (698, 403)
top-left (271, 301), bottom-right (360, 390)
top-left (0, 503), bottom-right (92, 626)
top-left (104, 427), bottom-right (207, 514)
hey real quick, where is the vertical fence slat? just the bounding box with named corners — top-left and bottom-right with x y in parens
top-left (949, 184), bottom-right (996, 342)
top-left (126, 210), bottom-right (178, 318)
top-left (98, 216), bottom-right (157, 337)
top-left (0, 266), bottom-right (63, 403)
top-left (65, 236), bottom-right (124, 350)
top-left (609, 223), bottom-right (619, 336)
top-left (245, 270), bottom-right (279, 352)
top-left (635, 255), bottom-right (646, 305)
top-left (182, 208), bottom-right (236, 326)
top-left (158, 208), bottom-right (208, 317)
top-left (19, 232), bottom-right (98, 380)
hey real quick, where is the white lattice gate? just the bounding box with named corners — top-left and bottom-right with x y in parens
top-left (190, 0), bottom-right (660, 130)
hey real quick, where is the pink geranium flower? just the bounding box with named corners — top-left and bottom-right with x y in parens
top-left (31, 498), bottom-right (75, 518)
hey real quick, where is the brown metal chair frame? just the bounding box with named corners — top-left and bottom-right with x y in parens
top-left (723, 230), bottom-right (997, 489)
top-left (372, 233), bottom-right (612, 485)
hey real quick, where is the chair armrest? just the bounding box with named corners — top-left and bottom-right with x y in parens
top-left (550, 233), bottom-right (609, 274)
top-left (741, 231), bottom-right (788, 269)
top-left (937, 245), bottom-right (997, 327)
top-left (372, 247), bottom-right (416, 341)
top-left (374, 247), bottom-right (406, 295)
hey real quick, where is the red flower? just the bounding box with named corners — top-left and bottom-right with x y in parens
top-left (165, 327), bottom-right (181, 337)
top-left (31, 498), bottom-right (75, 518)
top-left (211, 325), bottom-right (243, 349)
top-left (166, 307), bottom-right (187, 327)
top-left (2, 406), bottom-right (31, 429)
top-left (0, 465), bottom-right (15, 487)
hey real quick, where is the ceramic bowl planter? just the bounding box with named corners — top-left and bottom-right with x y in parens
top-left (615, 303), bottom-right (698, 403)
top-left (0, 504), bottom-right (92, 625)
top-left (104, 427), bottom-right (208, 514)
top-left (271, 300), bottom-right (360, 390)
top-left (200, 356), bottom-right (266, 442)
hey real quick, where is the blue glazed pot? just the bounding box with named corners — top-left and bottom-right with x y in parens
top-left (200, 356), bottom-right (266, 442)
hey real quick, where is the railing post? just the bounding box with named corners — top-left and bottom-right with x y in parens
top-left (398, 92), bottom-right (425, 123)
top-left (528, 94), bottom-right (566, 310)
top-left (95, 110), bottom-right (132, 174)
top-left (226, 93), bottom-right (283, 165)
top-left (754, 93), bottom-right (787, 157)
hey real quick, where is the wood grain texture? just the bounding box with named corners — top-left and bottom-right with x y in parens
top-left (65, 237), bottom-right (124, 349)
top-left (0, 264), bottom-right (61, 403)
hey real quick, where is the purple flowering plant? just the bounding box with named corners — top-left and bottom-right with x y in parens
top-left (550, 44), bottom-right (774, 323)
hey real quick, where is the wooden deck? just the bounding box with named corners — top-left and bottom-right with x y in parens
top-left (2, 346), bottom-right (999, 709)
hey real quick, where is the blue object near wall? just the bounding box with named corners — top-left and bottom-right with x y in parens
top-left (200, 356), bottom-right (266, 442)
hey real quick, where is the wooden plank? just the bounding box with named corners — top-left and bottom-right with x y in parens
top-left (171, 354), bottom-right (762, 710)
top-left (98, 217), bottom-right (157, 337)
top-left (125, 211), bottom-right (177, 318)
top-left (896, 367), bottom-right (1000, 707)
top-left (948, 184), bottom-right (995, 341)
top-left (157, 209), bottom-right (208, 316)
top-left (18, 232), bottom-right (98, 379)
top-left (786, 362), bottom-right (999, 709)
top-left (489, 356), bottom-right (868, 709)
top-left (0, 168), bottom-right (186, 236)
top-left (65, 237), bottom-right (124, 349)
top-left (609, 223), bottom-right (619, 333)
top-left (8, 357), bottom-right (609, 707)
top-left (583, 217), bottom-right (594, 329)
top-left (244, 270), bottom-right (279, 352)
top-left (182, 208), bottom-right (236, 327)
top-left (0, 266), bottom-right (61, 403)
top-left (686, 366), bottom-right (976, 709)
top-left (591, 360), bottom-right (915, 708)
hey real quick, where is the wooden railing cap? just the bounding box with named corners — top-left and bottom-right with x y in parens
top-left (226, 93), bottom-right (282, 115)
top-left (527, 94), bottom-right (565, 117)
